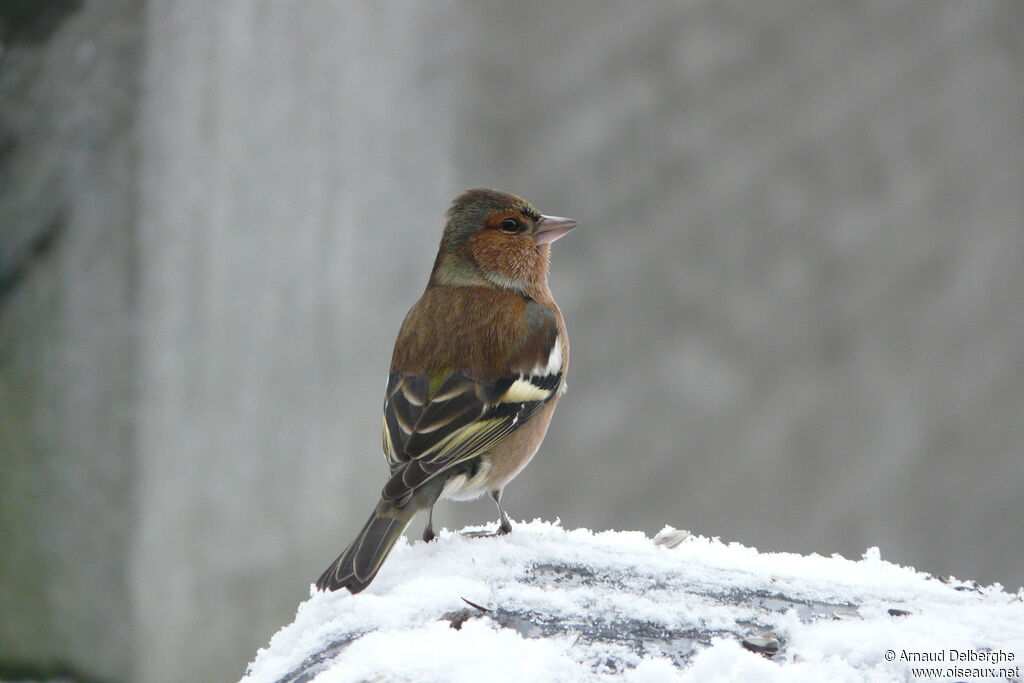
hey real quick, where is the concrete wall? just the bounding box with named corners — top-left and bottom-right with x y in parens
top-left (2, 1), bottom-right (1022, 681)
top-left (0, 1), bottom-right (139, 680)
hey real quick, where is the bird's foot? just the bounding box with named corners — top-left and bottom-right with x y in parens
top-left (462, 518), bottom-right (512, 538)
top-left (462, 528), bottom-right (505, 538)
top-left (422, 507), bottom-right (437, 543)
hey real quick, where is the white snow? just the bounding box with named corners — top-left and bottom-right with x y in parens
top-left (243, 521), bottom-right (1024, 683)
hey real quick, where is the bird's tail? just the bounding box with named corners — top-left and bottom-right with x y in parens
top-left (315, 500), bottom-right (417, 593)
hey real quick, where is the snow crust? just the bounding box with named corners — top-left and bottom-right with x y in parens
top-left (243, 521), bottom-right (1024, 682)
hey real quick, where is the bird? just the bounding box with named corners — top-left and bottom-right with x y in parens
top-left (315, 188), bottom-right (577, 594)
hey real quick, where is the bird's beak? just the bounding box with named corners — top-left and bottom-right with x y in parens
top-left (534, 215), bottom-right (578, 245)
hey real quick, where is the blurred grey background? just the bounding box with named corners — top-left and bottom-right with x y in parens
top-left (2, 1), bottom-right (1022, 681)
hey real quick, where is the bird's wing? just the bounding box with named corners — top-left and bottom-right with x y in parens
top-left (380, 362), bottom-right (562, 505)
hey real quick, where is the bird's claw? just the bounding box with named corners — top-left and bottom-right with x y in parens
top-left (462, 520), bottom-right (512, 538)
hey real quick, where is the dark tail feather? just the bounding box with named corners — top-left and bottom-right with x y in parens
top-left (315, 500), bottom-right (416, 593)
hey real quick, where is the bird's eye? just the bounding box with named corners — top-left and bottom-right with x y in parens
top-left (500, 218), bottom-right (522, 233)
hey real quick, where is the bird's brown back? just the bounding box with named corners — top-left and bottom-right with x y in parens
top-left (391, 285), bottom-right (562, 383)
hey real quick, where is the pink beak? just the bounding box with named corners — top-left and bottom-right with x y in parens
top-left (534, 214), bottom-right (579, 245)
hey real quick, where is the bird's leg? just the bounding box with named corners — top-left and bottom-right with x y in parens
top-left (415, 481), bottom-right (443, 543)
top-left (422, 505), bottom-right (436, 543)
top-left (464, 489), bottom-right (513, 537)
top-left (493, 488), bottom-right (512, 535)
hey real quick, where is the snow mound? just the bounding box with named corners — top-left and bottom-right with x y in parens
top-left (243, 521), bottom-right (1024, 682)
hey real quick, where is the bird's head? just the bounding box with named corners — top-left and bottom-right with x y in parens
top-left (431, 188), bottom-right (577, 296)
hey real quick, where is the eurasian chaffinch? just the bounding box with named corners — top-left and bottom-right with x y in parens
top-left (316, 188), bottom-right (577, 593)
